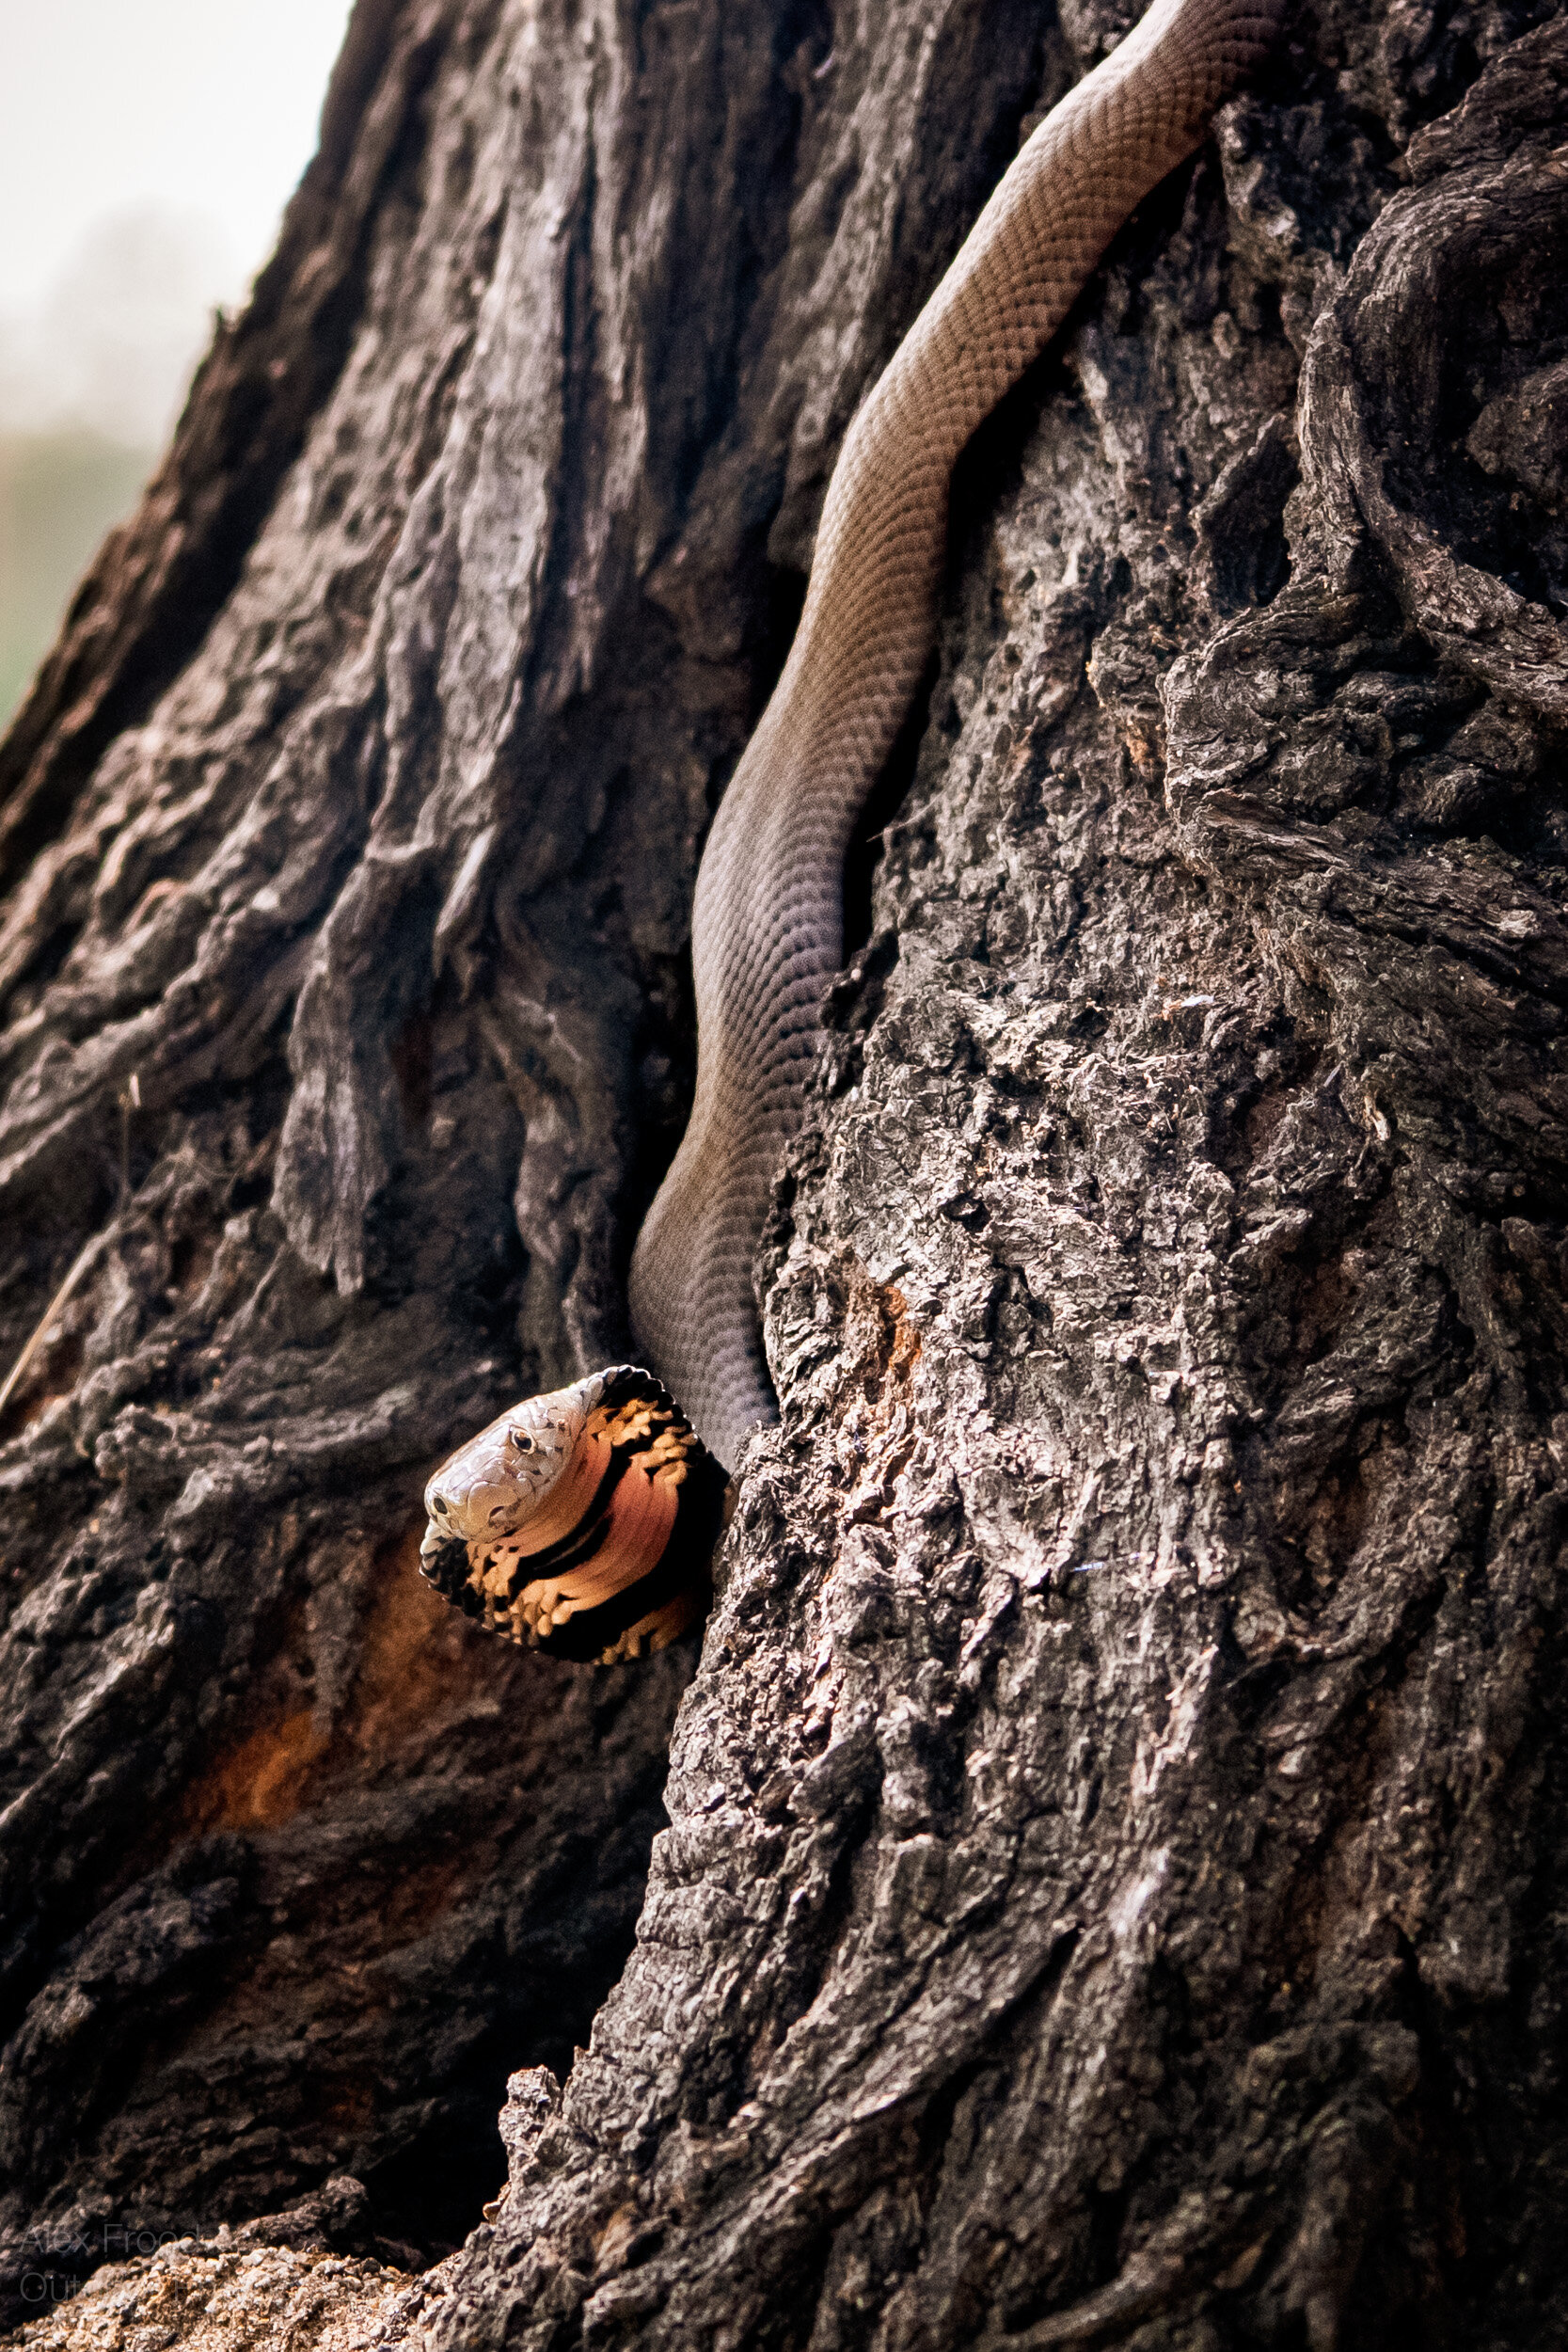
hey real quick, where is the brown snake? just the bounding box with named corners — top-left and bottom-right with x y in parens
top-left (420, 0), bottom-right (1285, 1662)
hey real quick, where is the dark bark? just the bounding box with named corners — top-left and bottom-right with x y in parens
top-left (1, 0), bottom-right (1566, 2345)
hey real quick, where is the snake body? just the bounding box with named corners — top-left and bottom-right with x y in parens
top-left (424, 0), bottom-right (1284, 1661)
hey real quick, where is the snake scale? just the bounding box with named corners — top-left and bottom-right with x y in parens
top-left (420, 0), bottom-right (1285, 1662)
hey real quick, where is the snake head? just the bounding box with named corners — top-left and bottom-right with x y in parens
top-left (423, 1375), bottom-right (603, 1547)
top-left (419, 1366), bottom-right (725, 1664)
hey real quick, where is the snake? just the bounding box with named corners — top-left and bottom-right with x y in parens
top-left (419, 0), bottom-right (1285, 1663)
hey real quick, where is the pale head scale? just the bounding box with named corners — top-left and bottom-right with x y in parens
top-left (421, 1369), bottom-right (613, 1547)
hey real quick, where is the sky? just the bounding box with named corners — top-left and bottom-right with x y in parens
top-left (0, 0), bottom-right (356, 441)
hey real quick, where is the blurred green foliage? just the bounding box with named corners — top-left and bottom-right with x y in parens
top-left (0, 429), bottom-right (151, 728)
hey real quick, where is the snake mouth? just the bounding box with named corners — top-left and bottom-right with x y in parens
top-left (419, 1367), bottom-right (723, 1664)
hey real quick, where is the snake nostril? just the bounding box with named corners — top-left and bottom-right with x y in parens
top-left (432, 1494), bottom-right (449, 1517)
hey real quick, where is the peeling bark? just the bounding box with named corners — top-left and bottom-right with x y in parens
top-left (3, 0), bottom-right (1567, 2345)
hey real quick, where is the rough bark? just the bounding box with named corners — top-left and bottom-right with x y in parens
top-left (2, 0), bottom-right (1566, 2345)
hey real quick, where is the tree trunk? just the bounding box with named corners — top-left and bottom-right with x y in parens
top-left (3, 0), bottom-right (1567, 2344)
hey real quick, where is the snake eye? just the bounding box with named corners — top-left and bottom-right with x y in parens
top-left (510, 1429), bottom-right (534, 1453)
